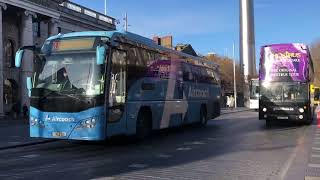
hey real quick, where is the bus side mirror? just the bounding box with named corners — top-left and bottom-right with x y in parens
top-left (15, 49), bottom-right (25, 68)
top-left (26, 77), bottom-right (32, 97)
top-left (96, 45), bottom-right (106, 65)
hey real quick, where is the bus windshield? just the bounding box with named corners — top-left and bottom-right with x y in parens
top-left (250, 80), bottom-right (259, 100)
top-left (33, 51), bottom-right (105, 96)
top-left (260, 82), bottom-right (308, 103)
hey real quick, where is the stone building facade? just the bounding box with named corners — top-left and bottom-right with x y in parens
top-left (0, 0), bottom-right (116, 117)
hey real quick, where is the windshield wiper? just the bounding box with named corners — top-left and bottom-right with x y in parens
top-left (35, 88), bottom-right (86, 103)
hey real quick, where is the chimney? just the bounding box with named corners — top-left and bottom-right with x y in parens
top-left (152, 36), bottom-right (161, 45)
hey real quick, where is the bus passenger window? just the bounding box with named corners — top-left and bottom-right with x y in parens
top-left (182, 63), bottom-right (192, 81)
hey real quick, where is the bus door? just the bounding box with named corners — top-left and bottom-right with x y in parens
top-left (175, 62), bottom-right (185, 124)
top-left (180, 63), bottom-right (193, 123)
top-left (107, 49), bottom-right (127, 134)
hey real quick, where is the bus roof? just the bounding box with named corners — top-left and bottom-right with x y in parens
top-left (261, 43), bottom-right (307, 48)
top-left (47, 30), bottom-right (218, 68)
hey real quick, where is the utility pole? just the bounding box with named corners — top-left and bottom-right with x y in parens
top-left (233, 43), bottom-right (237, 108)
top-left (124, 12), bottom-right (128, 31)
top-left (104, 0), bottom-right (107, 15)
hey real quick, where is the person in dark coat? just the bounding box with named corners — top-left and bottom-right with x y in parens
top-left (12, 102), bottom-right (20, 119)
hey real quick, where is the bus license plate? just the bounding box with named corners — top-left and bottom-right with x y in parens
top-left (52, 132), bottom-right (66, 137)
top-left (277, 116), bottom-right (288, 120)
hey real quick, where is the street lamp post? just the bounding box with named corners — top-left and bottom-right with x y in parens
top-left (124, 12), bottom-right (128, 31)
top-left (104, 0), bottom-right (107, 15)
top-left (233, 44), bottom-right (237, 108)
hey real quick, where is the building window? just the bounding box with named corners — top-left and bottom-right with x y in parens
top-left (4, 39), bottom-right (15, 68)
top-left (33, 21), bottom-right (41, 37)
top-left (4, 79), bottom-right (19, 115)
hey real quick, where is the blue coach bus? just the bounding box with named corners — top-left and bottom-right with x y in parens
top-left (15, 31), bottom-right (221, 141)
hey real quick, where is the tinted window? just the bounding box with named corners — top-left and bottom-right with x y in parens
top-left (182, 63), bottom-right (193, 81)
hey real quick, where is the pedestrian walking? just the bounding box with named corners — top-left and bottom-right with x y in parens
top-left (12, 102), bottom-right (20, 119)
top-left (226, 96), bottom-right (230, 108)
top-left (229, 95), bottom-right (235, 109)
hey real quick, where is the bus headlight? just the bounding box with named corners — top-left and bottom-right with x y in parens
top-left (79, 117), bottom-right (97, 129)
top-left (299, 115), bottom-right (304, 120)
top-left (263, 108), bottom-right (267, 112)
top-left (299, 108), bottom-right (304, 113)
top-left (30, 116), bottom-right (38, 126)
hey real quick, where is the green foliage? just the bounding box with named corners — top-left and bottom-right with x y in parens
top-left (310, 40), bottom-right (320, 86)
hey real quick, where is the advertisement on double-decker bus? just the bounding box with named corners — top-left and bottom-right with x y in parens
top-left (260, 43), bottom-right (309, 82)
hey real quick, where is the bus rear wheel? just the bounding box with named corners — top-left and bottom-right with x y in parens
top-left (136, 109), bottom-right (152, 140)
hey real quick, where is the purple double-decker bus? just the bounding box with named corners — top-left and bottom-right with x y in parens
top-left (259, 43), bottom-right (313, 126)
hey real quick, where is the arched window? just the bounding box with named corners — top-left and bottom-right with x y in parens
top-left (4, 39), bottom-right (15, 68)
top-left (4, 79), bottom-right (18, 105)
top-left (4, 79), bottom-right (19, 115)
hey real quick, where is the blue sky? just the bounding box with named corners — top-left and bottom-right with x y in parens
top-left (71, 0), bottom-right (320, 61)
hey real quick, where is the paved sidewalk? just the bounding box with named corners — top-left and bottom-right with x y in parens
top-left (0, 117), bottom-right (53, 150)
top-left (221, 107), bottom-right (250, 114)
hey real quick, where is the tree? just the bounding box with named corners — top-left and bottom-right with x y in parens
top-left (310, 40), bottom-right (320, 86)
top-left (206, 55), bottom-right (244, 94)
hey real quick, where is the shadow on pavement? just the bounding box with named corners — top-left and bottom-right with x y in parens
top-left (4, 111), bottom-right (305, 180)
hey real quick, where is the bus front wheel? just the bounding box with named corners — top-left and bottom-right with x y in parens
top-left (136, 109), bottom-right (152, 140)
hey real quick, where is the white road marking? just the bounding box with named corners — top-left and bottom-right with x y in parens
top-left (311, 154), bottom-right (320, 158)
top-left (184, 141), bottom-right (206, 145)
top-left (128, 164), bottom-right (149, 169)
top-left (91, 177), bottom-right (115, 180)
top-left (279, 135), bottom-right (304, 179)
top-left (308, 164), bottom-right (320, 168)
top-left (305, 176), bottom-right (320, 180)
top-left (176, 147), bottom-right (192, 151)
top-left (194, 141), bottom-right (206, 145)
top-left (21, 154), bottom-right (40, 158)
top-left (312, 147), bottom-right (320, 151)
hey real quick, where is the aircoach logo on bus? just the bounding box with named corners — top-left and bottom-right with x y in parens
top-left (45, 115), bottom-right (75, 122)
top-left (188, 87), bottom-right (209, 98)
